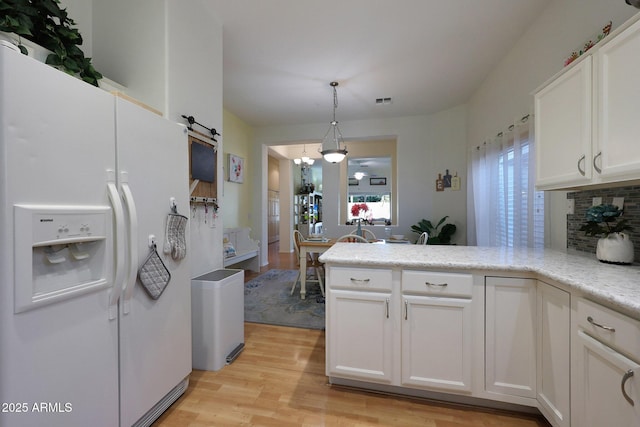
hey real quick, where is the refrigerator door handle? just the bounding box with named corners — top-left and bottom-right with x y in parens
top-left (107, 170), bottom-right (125, 320)
top-left (120, 171), bottom-right (138, 315)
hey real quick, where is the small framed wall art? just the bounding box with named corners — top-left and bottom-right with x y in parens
top-left (370, 177), bottom-right (386, 186)
top-left (228, 154), bottom-right (244, 183)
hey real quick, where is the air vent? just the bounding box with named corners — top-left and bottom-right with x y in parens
top-left (375, 97), bottom-right (392, 105)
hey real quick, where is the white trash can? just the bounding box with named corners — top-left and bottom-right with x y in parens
top-left (191, 269), bottom-right (244, 371)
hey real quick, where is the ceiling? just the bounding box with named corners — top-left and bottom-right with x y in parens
top-left (203, 0), bottom-right (551, 129)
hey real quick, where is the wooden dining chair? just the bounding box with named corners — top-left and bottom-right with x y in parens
top-left (291, 230), bottom-right (325, 296)
top-left (336, 234), bottom-right (369, 243)
top-left (416, 231), bottom-right (429, 245)
top-left (349, 228), bottom-right (376, 240)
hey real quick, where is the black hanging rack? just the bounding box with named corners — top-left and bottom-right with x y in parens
top-left (181, 115), bottom-right (221, 142)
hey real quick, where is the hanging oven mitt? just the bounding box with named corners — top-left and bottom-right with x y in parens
top-left (138, 244), bottom-right (171, 300)
top-left (163, 213), bottom-right (188, 261)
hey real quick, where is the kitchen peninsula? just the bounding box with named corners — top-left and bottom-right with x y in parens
top-left (320, 244), bottom-right (640, 427)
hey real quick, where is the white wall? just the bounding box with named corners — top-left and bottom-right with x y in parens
top-left (467, 0), bottom-right (637, 250)
top-left (60, 0), bottom-right (93, 57)
top-left (91, 0), bottom-right (167, 112)
top-left (253, 104), bottom-right (468, 264)
top-left (166, 2), bottom-right (224, 277)
top-left (69, 0), bottom-right (224, 277)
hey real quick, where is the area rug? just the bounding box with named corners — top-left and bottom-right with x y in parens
top-left (244, 269), bottom-right (325, 330)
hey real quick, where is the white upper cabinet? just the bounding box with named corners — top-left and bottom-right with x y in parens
top-left (596, 18), bottom-right (640, 183)
top-left (535, 57), bottom-right (593, 189)
top-left (534, 15), bottom-right (640, 190)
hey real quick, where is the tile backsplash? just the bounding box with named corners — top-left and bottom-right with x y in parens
top-left (567, 185), bottom-right (640, 262)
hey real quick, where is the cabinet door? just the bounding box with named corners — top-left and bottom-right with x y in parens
top-left (534, 57), bottom-right (592, 190)
top-left (596, 18), bottom-right (640, 183)
top-left (401, 295), bottom-right (472, 392)
top-left (326, 289), bottom-right (394, 383)
top-left (536, 282), bottom-right (570, 427)
top-left (485, 277), bottom-right (537, 400)
top-left (573, 330), bottom-right (640, 427)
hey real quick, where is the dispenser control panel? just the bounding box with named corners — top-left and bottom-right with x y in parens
top-left (31, 210), bottom-right (108, 246)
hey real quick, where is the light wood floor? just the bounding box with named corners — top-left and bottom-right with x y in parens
top-left (155, 241), bottom-right (550, 426)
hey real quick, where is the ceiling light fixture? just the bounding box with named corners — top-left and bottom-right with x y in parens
top-left (354, 172), bottom-right (365, 180)
top-left (294, 145), bottom-right (315, 165)
top-left (319, 81), bottom-right (348, 163)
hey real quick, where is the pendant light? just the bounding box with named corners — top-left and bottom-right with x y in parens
top-left (293, 144), bottom-right (314, 165)
top-left (319, 81), bottom-right (348, 163)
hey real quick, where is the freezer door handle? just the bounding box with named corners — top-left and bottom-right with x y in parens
top-left (107, 171), bottom-right (125, 320)
top-left (120, 171), bottom-right (138, 315)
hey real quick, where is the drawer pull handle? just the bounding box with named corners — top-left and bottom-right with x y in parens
top-left (593, 152), bottom-right (602, 174)
top-left (404, 300), bottom-right (408, 320)
top-left (621, 370), bottom-right (635, 406)
top-left (577, 154), bottom-right (586, 176)
top-left (587, 316), bottom-right (616, 332)
top-left (386, 298), bottom-right (390, 319)
top-left (350, 278), bottom-right (370, 284)
top-left (425, 281), bottom-right (448, 287)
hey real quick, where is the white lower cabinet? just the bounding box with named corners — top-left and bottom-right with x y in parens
top-left (536, 281), bottom-right (571, 427)
top-left (401, 295), bottom-right (472, 392)
top-left (327, 288), bottom-right (394, 383)
top-left (485, 276), bottom-right (537, 401)
top-left (573, 331), bottom-right (640, 427)
top-left (572, 298), bottom-right (640, 427)
top-left (401, 270), bottom-right (474, 393)
top-left (326, 267), bottom-right (475, 394)
top-left (325, 266), bottom-right (395, 383)
top-left (325, 265), bottom-right (640, 427)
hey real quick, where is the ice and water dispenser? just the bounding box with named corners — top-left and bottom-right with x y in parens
top-left (13, 205), bottom-right (112, 313)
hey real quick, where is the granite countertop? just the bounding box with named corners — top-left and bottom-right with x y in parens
top-left (319, 244), bottom-right (640, 319)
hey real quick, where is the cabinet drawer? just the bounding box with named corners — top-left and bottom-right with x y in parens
top-left (576, 298), bottom-right (640, 360)
top-left (329, 266), bottom-right (392, 291)
top-left (402, 270), bottom-right (472, 298)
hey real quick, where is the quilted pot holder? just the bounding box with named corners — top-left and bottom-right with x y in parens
top-left (138, 245), bottom-right (171, 300)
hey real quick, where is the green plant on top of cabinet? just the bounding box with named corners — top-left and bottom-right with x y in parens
top-left (0, 0), bottom-right (102, 86)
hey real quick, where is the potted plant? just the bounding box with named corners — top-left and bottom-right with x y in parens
top-left (411, 216), bottom-right (457, 245)
top-left (579, 204), bottom-right (634, 264)
top-left (0, 0), bottom-right (102, 86)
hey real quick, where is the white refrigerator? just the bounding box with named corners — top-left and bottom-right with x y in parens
top-left (0, 46), bottom-right (192, 426)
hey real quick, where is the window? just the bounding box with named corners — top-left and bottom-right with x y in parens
top-left (339, 139), bottom-right (397, 225)
top-left (347, 194), bottom-right (391, 222)
top-left (471, 117), bottom-right (544, 248)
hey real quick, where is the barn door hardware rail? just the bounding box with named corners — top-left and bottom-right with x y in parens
top-left (181, 115), bottom-right (221, 141)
